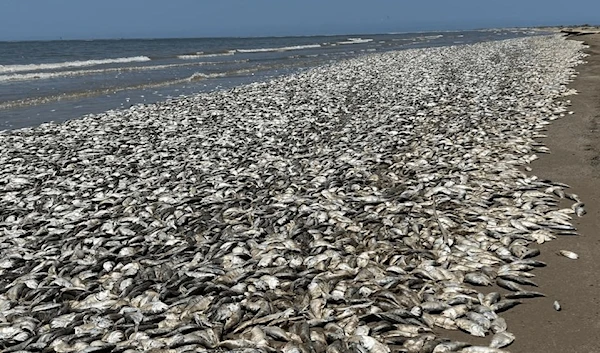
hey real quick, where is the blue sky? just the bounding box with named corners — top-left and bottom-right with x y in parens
top-left (0, 0), bottom-right (597, 40)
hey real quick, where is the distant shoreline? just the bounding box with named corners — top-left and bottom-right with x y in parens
top-left (533, 25), bottom-right (600, 35)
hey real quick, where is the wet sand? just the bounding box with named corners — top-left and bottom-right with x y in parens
top-left (503, 34), bottom-right (600, 353)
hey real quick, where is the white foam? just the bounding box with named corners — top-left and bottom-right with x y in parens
top-left (187, 72), bottom-right (210, 81)
top-left (417, 35), bottom-right (444, 41)
top-left (177, 50), bottom-right (235, 60)
top-left (336, 38), bottom-right (374, 45)
top-left (0, 56), bottom-right (152, 74)
top-left (0, 62), bottom-right (226, 82)
top-left (236, 44), bottom-right (321, 53)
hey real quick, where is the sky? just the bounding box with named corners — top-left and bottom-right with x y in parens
top-left (0, 0), bottom-right (598, 41)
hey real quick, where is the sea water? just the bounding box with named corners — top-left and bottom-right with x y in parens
top-left (0, 29), bottom-right (539, 130)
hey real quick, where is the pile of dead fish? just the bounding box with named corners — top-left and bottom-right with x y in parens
top-left (0, 34), bottom-right (586, 352)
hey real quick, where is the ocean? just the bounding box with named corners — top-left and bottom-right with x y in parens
top-left (0, 29), bottom-right (540, 130)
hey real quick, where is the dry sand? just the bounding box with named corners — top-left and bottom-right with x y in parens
top-left (500, 33), bottom-right (600, 353)
top-left (541, 26), bottom-right (600, 36)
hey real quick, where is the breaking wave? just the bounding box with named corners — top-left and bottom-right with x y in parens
top-left (236, 44), bottom-right (322, 53)
top-left (177, 50), bottom-right (236, 60)
top-left (0, 61), bottom-right (251, 82)
top-left (336, 38), bottom-right (374, 45)
top-left (0, 56), bottom-right (152, 74)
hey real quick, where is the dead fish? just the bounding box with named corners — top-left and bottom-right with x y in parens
top-left (553, 301), bottom-right (561, 311)
top-left (482, 292), bottom-right (501, 307)
top-left (455, 318), bottom-right (486, 337)
top-left (324, 323), bottom-right (346, 342)
top-left (0, 326), bottom-right (28, 341)
top-left (464, 273), bottom-right (493, 286)
top-left (558, 250), bottom-right (579, 259)
top-left (505, 290), bottom-right (545, 299)
top-left (441, 304), bottom-right (470, 320)
top-left (496, 278), bottom-right (523, 292)
top-left (0, 35), bottom-right (585, 353)
top-left (490, 300), bottom-right (521, 313)
top-left (490, 317), bottom-right (507, 334)
top-left (498, 274), bottom-right (538, 287)
top-left (432, 340), bottom-right (471, 352)
top-left (350, 335), bottom-right (391, 353)
top-left (262, 326), bottom-right (291, 342)
top-left (459, 346), bottom-right (510, 353)
top-left (426, 314), bottom-right (458, 330)
top-left (420, 301), bottom-right (450, 313)
top-left (572, 202), bottom-right (586, 217)
top-left (219, 339), bottom-right (256, 349)
top-left (489, 331), bottom-right (515, 349)
top-left (465, 312), bottom-right (491, 331)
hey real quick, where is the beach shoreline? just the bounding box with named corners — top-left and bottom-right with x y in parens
top-left (0, 30), bottom-right (530, 131)
top-left (500, 33), bottom-right (600, 353)
top-left (0, 35), bottom-right (591, 352)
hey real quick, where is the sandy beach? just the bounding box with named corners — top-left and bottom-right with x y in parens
top-left (0, 34), bottom-right (592, 352)
top-left (499, 33), bottom-right (600, 353)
